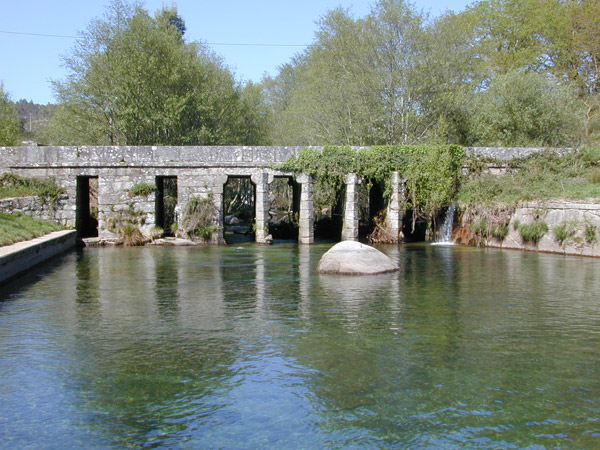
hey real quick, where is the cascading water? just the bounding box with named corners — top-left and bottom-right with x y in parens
top-left (436, 201), bottom-right (456, 244)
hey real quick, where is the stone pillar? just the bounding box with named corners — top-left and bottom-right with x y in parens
top-left (387, 171), bottom-right (406, 243)
top-left (342, 173), bottom-right (359, 241)
top-left (251, 169), bottom-right (274, 244)
top-left (211, 173), bottom-right (228, 244)
top-left (296, 173), bottom-right (315, 244)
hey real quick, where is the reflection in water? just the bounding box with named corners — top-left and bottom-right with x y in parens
top-left (298, 244), bottom-right (312, 320)
top-left (1, 244), bottom-right (600, 449)
top-left (255, 246), bottom-right (266, 315)
top-left (153, 247), bottom-right (179, 319)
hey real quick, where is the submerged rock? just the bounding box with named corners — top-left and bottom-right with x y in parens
top-left (317, 240), bottom-right (399, 275)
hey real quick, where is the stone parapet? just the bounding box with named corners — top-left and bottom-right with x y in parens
top-left (1, 145), bottom-right (310, 169)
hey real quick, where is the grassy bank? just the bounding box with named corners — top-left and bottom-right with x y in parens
top-left (0, 173), bottom-right (65, 201)
top-left (0, 212), bottom-right (65, 247)
top-left (458, 147), bottom-right (600, 206)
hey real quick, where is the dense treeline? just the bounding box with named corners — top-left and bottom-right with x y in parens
top-left (1, 0), bottom-right (598, 147)
top-left (43, 0), bottom-right (270, 146)
top-left (264, 0), bottom-right (599, 147)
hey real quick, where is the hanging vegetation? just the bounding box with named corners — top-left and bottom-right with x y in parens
top-left (278, 145), bottom-right (465, 224)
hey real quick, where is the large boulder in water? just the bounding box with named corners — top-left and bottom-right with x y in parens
top-left (317, 241), bottom-right (399, 275)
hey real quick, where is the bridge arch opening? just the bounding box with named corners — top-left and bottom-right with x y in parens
top-left (76, 176), bottom-right (98, 238)
top-left (267, 177), bottom-right (299, 241)
top-left (223, 176), bottom-right (255, 243)
top-left (155, 176), bottom-right (177, 236)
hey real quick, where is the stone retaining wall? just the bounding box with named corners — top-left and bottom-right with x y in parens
top-left (454, 201), bottom-right (600, 257)
top-left (0, 194), bottom-right (72, 226)
top-left (0, 230), bottom-right (77, 286)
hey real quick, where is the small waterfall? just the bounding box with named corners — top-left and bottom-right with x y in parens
top-left (437, 202), bottom-right (456, 244)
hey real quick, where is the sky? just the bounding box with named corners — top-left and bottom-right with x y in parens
top-left (0, 0), bottom-right (472, 105)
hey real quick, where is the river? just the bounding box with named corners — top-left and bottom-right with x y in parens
top-left (1, 243), bottom-right (599, 448)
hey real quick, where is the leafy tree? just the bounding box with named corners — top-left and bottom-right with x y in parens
top-left (0, 83), bottom-right (21, 146)
top-left (14, 100), bottom-right (55, 142)
top-left (264, 0), bottom-right (598, 146)
top-left (46, 0), bottom-right (268, 145)
top-left (468, 69), bottom-right (583, 146)
top-left (417, 11), bottom-right (485, 144)
top-left (266, 0), bottom-right (428, 146)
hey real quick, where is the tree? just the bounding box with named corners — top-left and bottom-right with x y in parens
top-left (266, 0), bottom-right (428, 145)
top-left (0, 83), bottom-right (20, 146)
top-left (468, 69), bottom-right (583, 146)
top-left (46, 0), bottom-right (268, 145)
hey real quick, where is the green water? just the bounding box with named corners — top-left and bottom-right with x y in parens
top-left (1, 243), bottom-right (600, 449)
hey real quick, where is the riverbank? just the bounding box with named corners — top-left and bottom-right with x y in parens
top-left (0, 229), bottom-right (77, 286)
top-left (454, 201), bottom-right (600, 257)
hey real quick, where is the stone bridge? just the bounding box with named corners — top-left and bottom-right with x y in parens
top-left (0, 145), bottom-right (406, 244)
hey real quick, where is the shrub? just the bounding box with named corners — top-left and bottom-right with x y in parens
top-left (472, 217), bottom-right (488, 236)
top-left (492, 223), bottom-right (509, 241)
top-left (148, 226), bottom-right (164, 241)
top-left (182, 195), bottom-right (217, 241)
top-left (519, 221), bottom-right (548, 244)
top-left (106, 202), bottom-right (147, 246)
top-left (128, 182), bottom-right (156, 197)
top-left (585, 222), bottom-right (598, 245)
top-left (553, 221), bottom-right (577, 246)
top-left (120, 223), bottom-right (146, 246)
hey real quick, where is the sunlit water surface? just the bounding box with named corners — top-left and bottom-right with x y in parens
top-left (1, 243), bottom-right (600, 449)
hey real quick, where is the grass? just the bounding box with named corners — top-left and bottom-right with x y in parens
top-left (0, 172), bottom-right (65, 202)
top-left (518, 220), bottom-right (548, 244)
top-left (458, 147), bottom-right (600, 206)
top-left (553, 221), bottom-right (577, 246)
top-left (0, 212), bottom-right (65, 247)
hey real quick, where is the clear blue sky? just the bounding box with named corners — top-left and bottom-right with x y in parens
top-left (0, 0), bottom-right (472, 105)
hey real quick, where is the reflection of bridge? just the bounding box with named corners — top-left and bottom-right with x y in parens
top-left (1, 146), bottom-right (405, 244)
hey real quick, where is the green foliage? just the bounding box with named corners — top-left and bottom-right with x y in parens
top-left (492, 224), bottom-right (509, 241)
top-left (181, 195), bottom-right (217, 241)
top-left (106, 202), bottom-right (147, 246)
top-left (128, 182), bottom-right (156, 197)
top-left (119, 223), bottom-right (146, 246)
top-left (14, 100), bottom-right (56, 143)
top-left (585, 222), bottom-right (598, 245)
top-left (468, 70), bottom-right (583, 147)
top-left (553, 221), bottom-right (577, 246)
top-left (265, 0), bottom-right (598, 147)
top-left (279, 145), bottom-right (465, 220)
top-left (472, 217), bottom-right (488, 237)
top-left (458, 147), bottom-right (600, 206)
top-left (0, 172), bottom-right (65, 204)
top-left (0, 212), bottom-right (64, 247)
top-left (265, 1), bottom-right (429, 145)
top-left (519, 220), bottom-right (548, 244)
top-left (148, 226), bottom-right (164, 241)
top-left (0, 83), bottom-right (21, 146)
top-left (46, 0), bottom-right (268, 146)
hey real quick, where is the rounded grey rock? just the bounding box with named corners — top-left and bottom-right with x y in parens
top-left (317, 240), bottom-right (399, 275)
